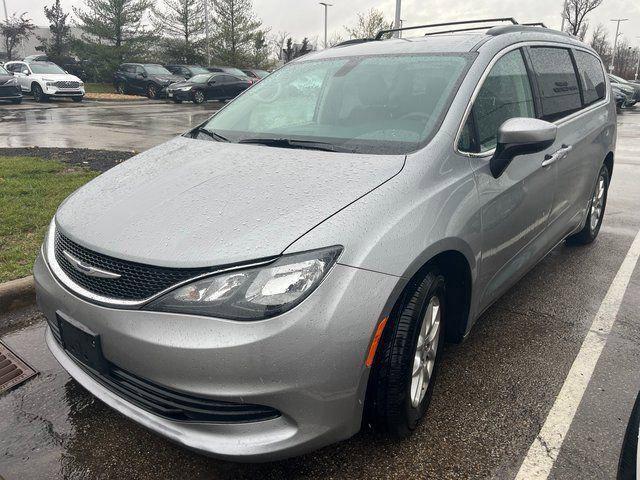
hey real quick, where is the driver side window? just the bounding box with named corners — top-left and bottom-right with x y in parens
top-left (458, 49), bottom-right (535, 154)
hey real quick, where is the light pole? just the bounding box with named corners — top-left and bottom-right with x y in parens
top-left (394, 0), bottom-right (401, 38)
top-left (204, 0), bottom-right (210, 66)
top-left (609, 18), bottom-right (628, 73)
top-left (635, 36), bottom-right (640, 81)
top-left (2, 0), bottom-right (8, 21)
top-left (319, 2), bottom-right (332, 49)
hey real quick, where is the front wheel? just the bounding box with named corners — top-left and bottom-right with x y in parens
top-left (146, 83), bottom-right (158, 99)
top-left (192, 90), bottom-right (205, 104)
top-left (567, 164), bottom-right (609, 245)
top-left (367, 268), bottom-right (446, 437)
top-left (32, 84), bottom-right (48, 103)
top-left (115, 82), bottom-right (126, 94)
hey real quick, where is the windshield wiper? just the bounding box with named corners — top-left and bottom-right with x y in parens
top-left (193, 127), bottom-right (229, 142)
top-left (238, 137), bottom-right (354, 153)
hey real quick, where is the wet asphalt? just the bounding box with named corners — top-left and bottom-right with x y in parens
top-left (0, 97), bottom-right (220, 151)
top-left (0, 103), bottom-right (639, 479)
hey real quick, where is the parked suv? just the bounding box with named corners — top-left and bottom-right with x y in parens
top-left (36, 22), bottom-right (616, 461)
top-left (113, 63), bottom-right (184, 98)
top-left (4, 60), bottom-right (84, 102)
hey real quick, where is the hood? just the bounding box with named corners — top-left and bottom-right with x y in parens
top-left (55, 136), bottom-right (405, 268)
top-left (0, 75), bottom-right (16, 83)
top-left (167, 80), bottom-right (195, 89)
top-left (36, 73), bottom-right (81, 82)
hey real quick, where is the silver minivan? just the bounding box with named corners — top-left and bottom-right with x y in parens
top-left (34, 21), bottom-right (616, 461)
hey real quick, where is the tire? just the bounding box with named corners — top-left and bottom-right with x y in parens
top-left (71, 96), bottom-right (83, 103)
top-left (32, 84), bottom-right (48, 103)
top-left (567, 164), bottom-right (609, 245)
top-left (115, 82), bottom-right (126, 95)
top-left (192, 90), bottom-right (205, 104)
top-left (367, 268), bottom-right (446, 437)
top-left (146, 83), bottom-right (158, 99)
top-left (618, 391), bottom-right (640, 480)
top-left (11, 98), bottom-right (22, 104)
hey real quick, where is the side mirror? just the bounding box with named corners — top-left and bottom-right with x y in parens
top-left (490, 118), bottom-right (557, 178)
top-left (22, 69), bottom-right (30, 75)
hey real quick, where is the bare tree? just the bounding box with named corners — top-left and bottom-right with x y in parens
top-left (1, 13), bottom-right (35, 60)
top-left (562, 0), bottom-right (603, 37)
top-left (344, 8), bottom-right (393, 39)
top-left (327, 31), bottom-right (344, 47)
top-left (590, 23), bottom-right (611, 64)
top-left (271, 30), bottom-right (289, 61)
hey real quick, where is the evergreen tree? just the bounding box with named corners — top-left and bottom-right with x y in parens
top-left (74, 0), bottom-right (154, 76)
top-left (210, 0), bottom-right (262, 66)
top-left (36, 0), bottom-right (72, 64)
top-left (152, 0), bottom-right (205, 64)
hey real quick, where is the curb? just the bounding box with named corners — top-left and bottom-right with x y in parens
top-left (0, 276), bottom-right (36, 314)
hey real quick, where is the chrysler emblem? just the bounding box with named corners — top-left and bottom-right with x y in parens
top-left (62, 250), bottom-right (122, 279)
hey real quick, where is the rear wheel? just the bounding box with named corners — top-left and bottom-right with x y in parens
top-left (567, 164), bottom-right (609, 245)
top-left (32, 84), bottom-right (47, 102)
top-left (367, 268), bottom-right (446, 437)
top-left (192, 90), bottom-right (205, 104)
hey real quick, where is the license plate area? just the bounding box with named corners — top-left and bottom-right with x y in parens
top-left (57, 313), bottom-right (109, 374)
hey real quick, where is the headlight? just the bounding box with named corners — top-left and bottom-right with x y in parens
top-left (144, 246), bottom-right (342, 320)
top-left (45, 82), bottom-right (55, 87)
top-left (177, 86), bottom-right (192, 91)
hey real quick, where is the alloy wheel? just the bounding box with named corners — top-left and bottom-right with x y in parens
top-left (410, 296), bottom-right (441, 408)
top-left (590, 174), bottom-right (606, 232)
top-left (147, 84), bottom-right (157, 99)
top-left (194, 91), bottom-right (205, 104)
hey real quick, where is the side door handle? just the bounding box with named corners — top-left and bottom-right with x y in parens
top-left (542, 144), bottom-right (573, 167)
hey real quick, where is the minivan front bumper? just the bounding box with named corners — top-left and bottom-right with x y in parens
top-left (34, 252), bottom-right (397, 461)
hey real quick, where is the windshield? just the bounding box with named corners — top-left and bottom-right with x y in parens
top-left (0, 65), bottom-right (8, 75)
top-left (190, 74), bottom-right (212, 83)
top-left (189, 66), bottom-right (210, 75)
top-left (144, 65), bottom-right (172, 75)
top-left (223, 67), bottom-right (248, 77)
top-left (30, 63), bottom-right (66, 74)
top-left (200, 54), bottom-right (471, 155)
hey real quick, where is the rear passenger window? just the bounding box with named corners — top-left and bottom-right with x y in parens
top-left (528, 47), bottom-right (582, 121)
top-left (573, 50), bottom-right (606, 106)
top-left (458, 49), bottom-right (535, 153)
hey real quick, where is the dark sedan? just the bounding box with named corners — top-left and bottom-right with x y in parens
top-left (0, 64), bottom-right (22, 104)
top-left (166, 73), bottom-right (251, 104)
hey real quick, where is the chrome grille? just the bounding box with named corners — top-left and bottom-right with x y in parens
top-left (54, 232), bottom-right (214, 301)
top-left (53, 81), bottom-right (80, 88)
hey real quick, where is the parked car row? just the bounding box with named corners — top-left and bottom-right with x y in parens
top-left (113, 63), bottom-right (269, 104)
top-left (609, 74), bottom-right (640, 110)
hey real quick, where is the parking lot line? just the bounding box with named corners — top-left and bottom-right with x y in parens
top-left (515, 226), bottom-right (640, 479)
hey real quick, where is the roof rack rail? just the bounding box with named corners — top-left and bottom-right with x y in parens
top-left (521, 22), bottom-right (547, 27)
top-left (374, 18), bottom-right (518, 40)
top-left (424, 24), bottom-right (512, 36)
top-left (334, 38), bottom-right (375, 47)
top-left (486, 25), bottom-right (568, 37)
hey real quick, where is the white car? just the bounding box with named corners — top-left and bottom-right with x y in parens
top-left (4, 60), bottom-right (84, 102)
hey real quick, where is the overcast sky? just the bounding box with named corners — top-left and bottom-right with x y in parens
top-left (9, 0), bottom-right (640, 47)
